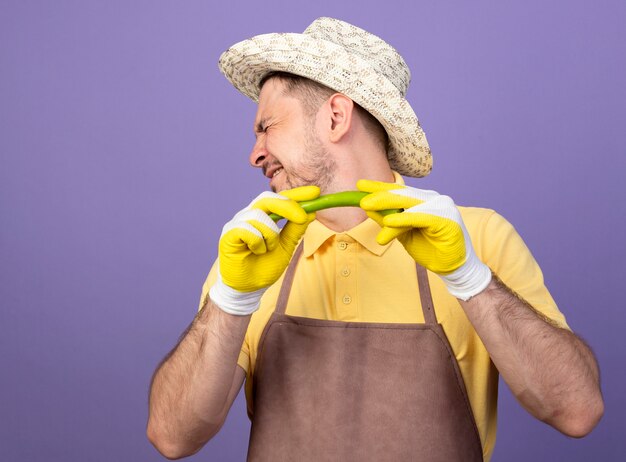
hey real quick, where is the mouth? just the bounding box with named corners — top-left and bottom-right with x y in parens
top-left (264, 163), bottom-right (284, 180)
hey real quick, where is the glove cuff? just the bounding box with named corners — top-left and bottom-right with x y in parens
top-left (209, 274), bottom-right (266, 316)
top-left (440, 256), bottom-right (492, 301)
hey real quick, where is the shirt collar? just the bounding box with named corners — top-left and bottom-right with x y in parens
top-left (302, 171), bottom-right (405, 257)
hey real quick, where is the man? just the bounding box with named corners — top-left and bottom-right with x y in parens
top-left (147, 18), bottom-right (603, 461)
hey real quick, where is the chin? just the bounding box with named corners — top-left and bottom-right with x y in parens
top-left (272, 172), bottom-right (323, 193)
top-left (272, 177), bottom-right (297, 193)
top-left (271, 178), bottom-right (287, 192)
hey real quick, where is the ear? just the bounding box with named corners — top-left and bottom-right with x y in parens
top-left (327, 93), bottom-right (355, 143)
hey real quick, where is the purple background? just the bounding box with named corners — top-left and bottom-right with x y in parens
top-left (1, 1), bottom-right (625, 460)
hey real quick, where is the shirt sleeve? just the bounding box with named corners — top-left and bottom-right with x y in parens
top-left (469, 209), bottom-right (570, 329)
top-left (198, 261), bottom-right (252, 373)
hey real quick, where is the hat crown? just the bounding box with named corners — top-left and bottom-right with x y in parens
top-left (303, 17), bottom-right (411, 97)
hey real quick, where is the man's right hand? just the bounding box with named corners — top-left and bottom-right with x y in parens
top-left (149, 185), bottom-right (319, 458)
top-left (209, 185), bottom-right (319, 315)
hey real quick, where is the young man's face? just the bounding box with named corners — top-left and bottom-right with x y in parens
top-left (249, 78), bottom-right (336, 193)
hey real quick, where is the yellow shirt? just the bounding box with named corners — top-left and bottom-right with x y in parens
top-left (199, 193), bottom-right (568, 461)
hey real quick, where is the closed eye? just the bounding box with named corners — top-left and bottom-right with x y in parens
top-left (254, 118), bottom-right (270, 138)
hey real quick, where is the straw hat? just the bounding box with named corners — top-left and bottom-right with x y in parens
top-left (218, 17), bottom-right (432, 178)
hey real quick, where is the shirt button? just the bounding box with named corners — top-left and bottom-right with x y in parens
top-left (338, 242), bottom-right (348, 250)
top-left (341, 267), bottom-right (351, 277)
top-left (342, 295), bottom-right (352, 304)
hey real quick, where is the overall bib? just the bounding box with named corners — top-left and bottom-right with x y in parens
top-left (247, 243), bottom-right (483, 461)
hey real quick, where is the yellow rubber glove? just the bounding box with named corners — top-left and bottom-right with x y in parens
top-left (358, 180), bottom-right (491, 300)
top-left (209, 186), bottom-right (320, 315)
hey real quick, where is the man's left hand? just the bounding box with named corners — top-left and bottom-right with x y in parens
top-left (358, 180), bottom-right (491, 300)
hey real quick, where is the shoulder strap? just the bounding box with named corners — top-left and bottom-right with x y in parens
top-left (416, 264), bottom-right (437, 325)
top-left (275, 241), bottom-right (305, 315)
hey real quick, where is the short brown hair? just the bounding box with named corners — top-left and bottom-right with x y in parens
top-left (259, 71), bottom-right (389, 152)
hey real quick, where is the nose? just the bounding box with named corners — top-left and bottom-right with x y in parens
top-left (249, 138), bottom-right (268, 168)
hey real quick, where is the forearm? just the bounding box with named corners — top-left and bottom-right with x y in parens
top-left (460, 274), bottom-right (604, 437)
top-left (147, 299), bottom-right (249, 458)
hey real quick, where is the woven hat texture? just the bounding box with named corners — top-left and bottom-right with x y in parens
top-left (218, 17), bottom-right (432, 178)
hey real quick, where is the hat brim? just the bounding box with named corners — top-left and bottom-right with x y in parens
top-left (219, 32), bottom-right (432, 178)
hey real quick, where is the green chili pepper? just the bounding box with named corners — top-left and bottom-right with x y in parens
top-left (269, 191), bottom-right (402, 221)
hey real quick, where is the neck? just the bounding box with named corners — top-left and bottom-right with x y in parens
top-left (313, 116), bottom-right (397, 231)
top-left (316, 159), bottom-right (395, 232)
top-left (315, 206), bottom-right (368, 232)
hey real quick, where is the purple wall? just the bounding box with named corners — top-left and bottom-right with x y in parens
top-left (1, 1), bottom-right (624, 460)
